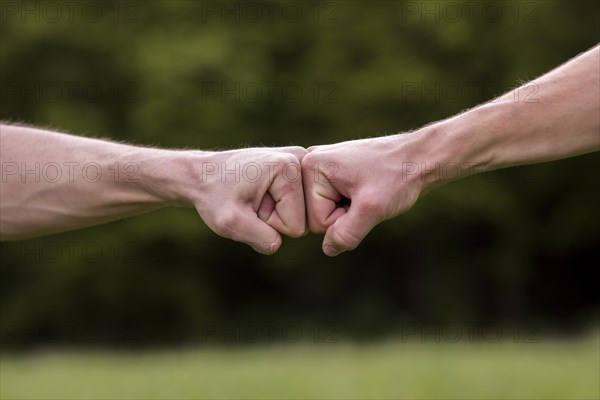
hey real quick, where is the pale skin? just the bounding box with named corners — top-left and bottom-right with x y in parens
top-left (1, 46), bottom-right (598, 256)
top-left (0, 126), bottom-right (307, 254)
top-left (303, 44), bottom-right (599, 256)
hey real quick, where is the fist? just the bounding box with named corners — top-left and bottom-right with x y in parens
top-left (301, 136), bottom-right (422, 256)
top-left (192, 146), bottom-right (308, 255)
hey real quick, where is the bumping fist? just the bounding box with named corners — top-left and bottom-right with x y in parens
top-left (187, 135), bottom-right (429, 256)
top-left (301, 136), bottom-right (424, 256)
top-left (190, 146), bottom-right (308, 255)
top-left (192, 136), bottom-right (427, 256)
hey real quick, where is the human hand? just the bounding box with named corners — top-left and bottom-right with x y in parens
top-left (187, 147), bottom-right (308, 255)
top-left (301, 135), bottom-right (426, 256)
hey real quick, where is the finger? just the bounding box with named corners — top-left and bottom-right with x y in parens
top-left (267, 160), bottom-right (307, 238)
top-left (235, 210), bottom-right (283, 255)
top-left (322, 199), bottom-right (380, 256)
top-left (257, 191), bottom-right (276, 222)
top-left (257, 190), bottom-right (294, 236)
top-left (209, 207), bottom-right (282, 255)
top-left (302, 160), bottom-right (345, 233)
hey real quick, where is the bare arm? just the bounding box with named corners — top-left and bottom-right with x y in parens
top-left (422, 44), bottom-right (600, 189)
top-left (0, 125), bottom-right (306, 254)
top-left (303, 45), bottom-right (600, 256)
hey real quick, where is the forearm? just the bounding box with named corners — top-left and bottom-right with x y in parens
top-left (302, 46), bottom-right (599, 255)
top-left (0, 124), bottom-right (197, 240)
top-left (412, 45), bottom-right (599, 191)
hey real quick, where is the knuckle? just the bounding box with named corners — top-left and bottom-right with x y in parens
top-left (285, 156), bottom-right (302, 174)
top-left (272, 153), bottom-right (301, 174)
top-left (287, 222), bottom-right (308, 238)
top-left (276, 158), bottom-right (303, 185)
top-left (213, 210), bottom-right (242, 238)
top-left (300, 151), bottom-right (318, 169)
top-left (357, 192), bottom-right (383, 214)
top-left (277, 152), bottom-right (299, 164)
top-left (286, 146), bottom-right (308, 159)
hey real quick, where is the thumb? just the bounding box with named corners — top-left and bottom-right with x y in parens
top-left (322, 200), bottom-right (380, 256)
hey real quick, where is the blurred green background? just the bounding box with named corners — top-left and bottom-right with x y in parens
top-left (0, 0), bottom-right (599, 398)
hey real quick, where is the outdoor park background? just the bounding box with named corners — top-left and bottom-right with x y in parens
top-left (0, 0), bottom-right (598, 398)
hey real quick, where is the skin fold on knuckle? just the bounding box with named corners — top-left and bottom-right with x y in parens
top-left (308, 216), bottom-right (328, 234)
top-left (300, 151), bottom-right (320, 172)
top-left (284, 146), bottom-right (308, 162)
top-left (285, 218), bottom-right (308, 238)
top-left (213, 209), bottom-right (242, 239)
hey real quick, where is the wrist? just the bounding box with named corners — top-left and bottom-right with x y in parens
top-left (411, 101), bottom-right (514, 193)
top-left (128, 148), bottom-right (212, 208)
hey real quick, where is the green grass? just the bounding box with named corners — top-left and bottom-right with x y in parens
top-left (1, 336), bottom-right (598, 399)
